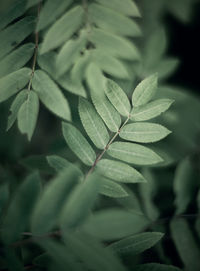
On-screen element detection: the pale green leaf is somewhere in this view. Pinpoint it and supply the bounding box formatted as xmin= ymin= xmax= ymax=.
xmin=96 ymin=159 xmax=146 ymax=183
xmin=91 ymin=49 xmax=129 ymax=79
xmin=91 ymin=91 xmax=121 ymax=132
xmin=59 ymin=75 xmax=87 ymax=97
xmin=0 ymin=16 xmax=35 ymax=59
xmin=156 ymin=58 xmax=180 ymax=79
xmin=89 ymin=4 xmax=141 ymax=37
xmin=2 ymin=172 xmax=41 ymax=244
xmin=60 ymin=172 xmax=100 ymax=229
xmin=0 ymin=68 xmax=31 ymax=103
xmin=79 ymin=97 xmax=110 ymax=149
xmin=0 ymin=0 xmax=26 ymax=30
xmin=170 ymin=218 xmax=200 ymax=271
xmin=95 ymin=0 xmax=141 ymax=17
xmin=37 ymin=0 xmax=73 ymax=31
xmin=56 ymin=35 xmax=87 ymax=77
xmin=109 ymin=232 xmax=164 ymax=255
xmin=40 ymin=5 xmax=84 ymax=54
xmin=99 ymin=178 xmax=128 ymax=198
xmin=37 ymin=51 xmax=56 ymax=77
xmin=85 ymin=62 xmax=106 ymax=96
xmin=89 ymin=28 xmax=140 ymax=60
xmin=134 ymin=263 xmax=182 ymax=271
xmin=62 ymin=122 xmax=96 ymax=166
xmin=132 ymin=74 xmax=158 ymax=107
xmin=107 ymin=142 xmax=163 ymax=165
xmin=47 ymin=155 xmax=83 ymax=178
xmin=32 ymin=70 xmax=71 ymax=121
xmin=130 ymin=99 xmax=174 ymax=122
xmin=83 ymin=208 xmax=149 ymax=240
xmin=7 ymin=89 xmax=27 ymax=131
xmin=105 ymin=79 xmax=131 ymax=117
xmin=0 ymin=43 xmax=34 ymax=78
xmin=31 ymin=167 xmax=79 ymax=235
xmin=71 ymin=50 xmax=90 ymax=83
xmin=174 ymin=158 xmax=198 ymax=215
xmin=120 ymin=123 xmax=171 ymax=143
xmin=17 ymin=90 xmax=39 ymax=141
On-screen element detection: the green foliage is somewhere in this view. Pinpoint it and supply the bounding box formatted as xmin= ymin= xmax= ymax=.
xmin=0 ymin=0 xmax=199 ymax=270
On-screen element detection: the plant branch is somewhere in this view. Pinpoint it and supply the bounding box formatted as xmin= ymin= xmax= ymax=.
xmin=27 ymin=2 xmax=42 ymax=91
xmin=85 ymin=114 xmax=131 ymax=180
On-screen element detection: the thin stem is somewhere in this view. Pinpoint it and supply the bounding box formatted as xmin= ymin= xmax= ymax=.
xmin=85 ymin=114 xmax=131 ymax=180
xmin=27 ymin=2 xmax=42 ymax=91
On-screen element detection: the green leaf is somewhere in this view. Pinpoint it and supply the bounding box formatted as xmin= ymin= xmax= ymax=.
xmin=0 ymin=183 xmax=9 ymax=216
xmin=62 ymin=122 xmax=96 ymax=166
xmin=0 ymin=0 xmax=26 ymax=30
xmin=71 ymin=50 xmax=90 ymax=83
xmin=37 ymin=0 xmax=73 ymax=31
xmin=99 ymin=178 xmax=128 ymax=198
xmin=83 ymin=208 xmax=149 ymax=240
xmin=17 ymin=90 xmax=39 ymax=141
xmin=2 ymin=172 xmax=41 ymax=244
xmin=109 ymin=232 xmax=164 ymax=255
xmin=95 ymin=0 xmax=141 ymax=17
xmin=59 ymin=75 xmax=87 ymax=97
xmin=120 ymin=123 xmax=171 ymax=143
xmin=156 ymin=58 xmax=180 ymax=79
xmin=6 ymin=89 xmax=28 ymax=131
xmin=37 ymin=51 xmax=56 ymax=77
xmin=40 ymin=5 xmax=84 ymax=54
xmin=91 ymin=91 xmax=121 ymax=132
xmin=96 ymin=159 xmax=146 ymax=183
xmin=130 ymin=99 xmax=174 ymax=122
xmin=63 ymin=232 xmax=126 ymax=271
xmin=89 ymin=28 xmax=140 ymax=60
xmin=0 ymin=43 xmax=34 ymax=78
xmin=91 ymin=49 xmax=129 ymax=79
xmin=0 ymin=16 xmax=35 ymax=59
xmin=134 ymin=263 xmax=182 ymax=271
xmin=20 ymin=155 xmax=54 ymax=173
xmin=174 ymin=158 xmax=198 ymax=215
xmin=89 ymin=4 xmax=141 ymax=37
xmin=26 ymin=0 xmax=41 ymax=9
xmin=108 ymin=142 xmax=163 ymax=165
xmin=56 ymin=35 xmax=87 ymax=77
xmin=105 ymin=79 xmax=131 ymax=117
xmin=85 ymin=62 xmax=106 ymax=96
xmin=0 ymin=68 xmax=31 ymax=103
xmin=31 ymin=167 xmax=79 ymax=235
xmin=132 ymin=74 xmax=158 ymax=107
xmin=170 ymin=218 xmax=200 ymax=271
xmin=60 ymin=172 xmax=100 ymax=230
xmin=32 ymin=70 xmax=71 ymax=121
xmin=79 ymin=97 xmax=110 ymax=149
xmin=3 ymin=247 xmax=24 ymax=271
xmin=47 ymin=155 xmax=83 ymax=178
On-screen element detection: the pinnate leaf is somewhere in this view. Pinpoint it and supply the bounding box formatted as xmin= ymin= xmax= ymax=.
xmin=62 ymin=122 xmax=96 ymax=166
xmin=97 ymin=159 xmax=146 ymax=183
xmin=132 ymin=74 xmax=158 ymax=107
xmin=130 ymin=99 xmax=174 ymax=121
xmin=120 ymin=123 xmax=171 ymax=143
xmin=79 ymin=97 xmax=110 ymax=149
xmin=107 ymin=142 xmax=163 ymax=165
xmin=32 ymin=70 xmax=71 ymax=121
xmin=99 ymin=178 xmax=128 ymax=198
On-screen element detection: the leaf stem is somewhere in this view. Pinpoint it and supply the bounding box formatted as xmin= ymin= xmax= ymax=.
xmin=85 ymin=114 xmax=131 ymax=180
xmin=27 ymin=2 xmax=42 ymax=91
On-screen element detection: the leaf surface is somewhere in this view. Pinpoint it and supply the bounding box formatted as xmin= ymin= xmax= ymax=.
xmin=99 ymin=178 xmax=128 ymax=198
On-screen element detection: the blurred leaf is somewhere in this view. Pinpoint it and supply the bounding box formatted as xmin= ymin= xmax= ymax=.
xmin=109 ymin=232 xmax=164 ymax=255
xmin=79 ymin=97 xmax=110 ymax=149
xmin=83 ymin=208 xmax=149 ymax=240
xmin=134 ymin=263 xmax=181 ymax=271
xmin=108 ymin=142 xmax=163 ymax=166
xmin=60 ymin=172 xmax=100 ymax=230
xmin=31 ymin=167 xmax=79 ymax=235
xmin=0 ymin=183 xmax=9 ymax=216
xmin=170 ymin=218 xmax=200 ymax=271
xmin=62 ymin=122 xmax=96 ymax=166
xmin=2 ymin=171 xmax=41 ymax=244
xmin=99 ymin=177 xmax=128 ymax=198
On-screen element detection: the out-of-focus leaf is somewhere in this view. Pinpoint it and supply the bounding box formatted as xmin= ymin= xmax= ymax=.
xmin=134 ymin=263 xmax=181 ymax=271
